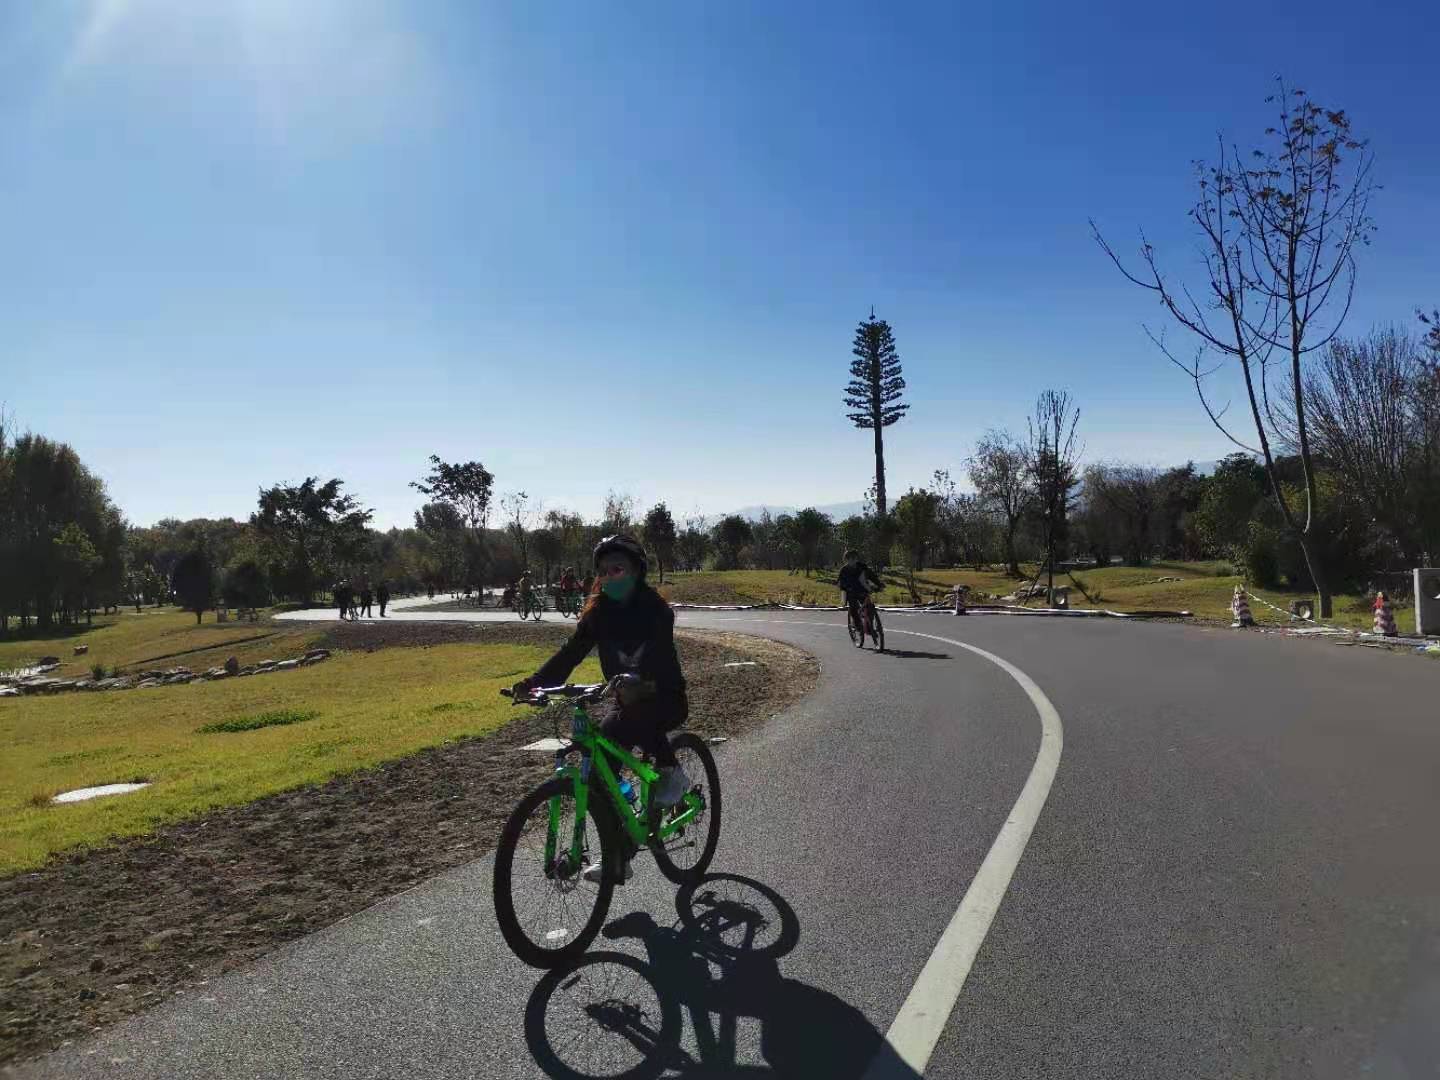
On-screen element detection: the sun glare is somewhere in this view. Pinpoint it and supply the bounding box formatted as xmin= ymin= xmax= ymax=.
xmin=62 ymin=0 xmax=437 ymax=143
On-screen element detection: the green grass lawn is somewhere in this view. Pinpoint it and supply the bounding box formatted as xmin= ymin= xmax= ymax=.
xmin=659 ymin=568 xmax=1021 ymax=607
xmin=1 ymin=638 xmax=600 ymax=873
xmin=658 ymin=564 xmax=1412 ymax=633
xmin=0 ymin=607 xmax=319 ymax=680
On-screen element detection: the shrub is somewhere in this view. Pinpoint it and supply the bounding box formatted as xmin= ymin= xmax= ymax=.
xmin=1239 ymin=523 xmax=1281 ymax=589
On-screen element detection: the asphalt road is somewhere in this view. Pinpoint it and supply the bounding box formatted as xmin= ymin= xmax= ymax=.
xmin=16 ymin=607 xmax=1440 ymax=1079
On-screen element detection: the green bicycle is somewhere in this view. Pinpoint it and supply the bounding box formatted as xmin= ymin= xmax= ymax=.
xmin=554 ymin=590 xmax=582 ymax=619
xmin=493 ymin=677 xmax=722 ymax=968
xmin=515 ymin=592 xmax=544 ymax=621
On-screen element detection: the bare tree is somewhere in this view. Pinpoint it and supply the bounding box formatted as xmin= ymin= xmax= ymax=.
xmin=968 ymin=430 xmax=1032 ymax=576
xmin=1083 ymin=463 xmax=1163 ymax=566
xmin=1028 ymin=390 xmax=1082 ymax=597
xmin=501 ymin=491 xmax=535 ymax=571
xmin=544 ymin=508 xmax=587 ymax=573
xmin=1094 ymin=80 xmax=1375 ymax=615
xmin=1306 ymin=327 xmax=1440 ymax=561
xmin=600 ymin=490 xmax=636 ymax=535
xmin=675 ymin=510 xmax=711 ymax=572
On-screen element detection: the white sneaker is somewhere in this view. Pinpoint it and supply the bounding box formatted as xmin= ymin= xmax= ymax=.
xmin=582 ymin=859 xmax=633 ymax=885
xmin=653 ymin=766 xmax=691 ymax=808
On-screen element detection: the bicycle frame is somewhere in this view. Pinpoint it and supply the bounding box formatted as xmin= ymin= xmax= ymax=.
xmin=547 ymin=699 xmax=703 ymax=866
xmin=848 ymin=597 xmax=876 ymax=632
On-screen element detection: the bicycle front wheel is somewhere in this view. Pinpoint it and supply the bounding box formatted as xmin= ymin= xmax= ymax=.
xmin=871 ymin=607 xmax=885 ymax=652
xmin=649 ymin=733 xmax=722 ymax=886
xmin=493 ymin=778 xmax=617 ymax=968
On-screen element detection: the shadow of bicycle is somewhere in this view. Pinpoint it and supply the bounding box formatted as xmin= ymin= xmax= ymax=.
xmin=524 ymin=873 xmax=921 ymax=1079
xmin=879 ymin=649 xmax=951 ymax=660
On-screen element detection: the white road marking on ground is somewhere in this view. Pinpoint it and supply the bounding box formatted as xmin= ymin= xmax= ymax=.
xmin=703 ymin=614 xmax=1064 ymax=1078
xmin=276 ymin=602 xmax=1062 ymax=1072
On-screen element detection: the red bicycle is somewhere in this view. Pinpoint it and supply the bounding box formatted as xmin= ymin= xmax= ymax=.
xmin=847 ymin=596 xmax=885 ymax=652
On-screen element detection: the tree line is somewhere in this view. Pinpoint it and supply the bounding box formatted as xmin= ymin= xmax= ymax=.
xmin=8 ymin=359 xmax=1434 ymax=635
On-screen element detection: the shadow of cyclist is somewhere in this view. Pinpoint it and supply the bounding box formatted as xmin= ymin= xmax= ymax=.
xmin=524 ymin=873 xmax=921 ymax=1079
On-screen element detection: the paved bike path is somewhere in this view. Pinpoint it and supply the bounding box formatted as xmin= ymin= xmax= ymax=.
xmin=19 ymin=611 xmax=1041 ymax=1078
xmin=18 ymin=609 xmax=1440 ymax=1078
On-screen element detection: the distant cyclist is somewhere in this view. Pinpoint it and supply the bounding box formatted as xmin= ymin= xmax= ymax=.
xmin=837 ymin=549 xmax=883 ymax=630
xmin=557 ymin=565 xmax=581 ymax=600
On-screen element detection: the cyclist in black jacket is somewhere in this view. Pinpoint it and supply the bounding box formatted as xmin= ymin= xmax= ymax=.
xmin=513 ymin=535 xmax=691 ymax=806
xmin=837 ymin=549 xmax=883 ymax=628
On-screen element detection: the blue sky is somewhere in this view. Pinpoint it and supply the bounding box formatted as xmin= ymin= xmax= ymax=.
xmin=3 ymin=0 xmax=1437 ymax=529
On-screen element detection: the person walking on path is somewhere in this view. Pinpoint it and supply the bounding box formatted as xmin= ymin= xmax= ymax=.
xmin=336 ymin=580 xmax=351 ymax=621
xmin=359 ymin=583 xmax=374 ymax=619
xmin=376 ymin=581 xmax=390 ymax=617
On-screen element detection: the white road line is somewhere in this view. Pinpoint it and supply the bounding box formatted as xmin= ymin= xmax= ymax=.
xmin=280 ymin=602 xmax=1062 ymax=1074
xmin=701 ymin=614 xmax=1064 ymax=1078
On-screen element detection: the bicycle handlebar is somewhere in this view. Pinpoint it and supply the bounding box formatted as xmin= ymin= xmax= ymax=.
xmin=501 ymin=674 xmax=635 ymax=707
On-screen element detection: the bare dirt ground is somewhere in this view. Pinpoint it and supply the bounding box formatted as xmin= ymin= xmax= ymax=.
xmin=0 ymin=623 xmax=818 ymax=1067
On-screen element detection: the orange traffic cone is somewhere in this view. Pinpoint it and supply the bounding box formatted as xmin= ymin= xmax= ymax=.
xmin=1373 ymin=592 xmax=1398 ymax=636
xmin=1231 ymin=586 xmax=1255 ymax=628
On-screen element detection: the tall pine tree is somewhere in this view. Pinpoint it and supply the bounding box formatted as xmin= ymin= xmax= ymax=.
xmin=843 ymin=311 xmax=909 ymax=518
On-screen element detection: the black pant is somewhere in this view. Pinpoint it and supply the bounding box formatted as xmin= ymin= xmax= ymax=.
xmin=601 ymin=694 xmax=686 ymax=768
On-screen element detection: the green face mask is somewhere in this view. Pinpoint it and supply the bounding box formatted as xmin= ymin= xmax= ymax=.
xmin=602 ymin=574 xmax=637 ymax=601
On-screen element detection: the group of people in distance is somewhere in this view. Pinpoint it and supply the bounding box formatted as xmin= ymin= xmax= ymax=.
xmin=499 ymin=566 xmax=592 ymax=611
xmin=334 ymin=579 xmax=390 ymax=620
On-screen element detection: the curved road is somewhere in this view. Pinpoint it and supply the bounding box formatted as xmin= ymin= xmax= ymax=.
xmin=18 ymin=605 xmax=1440 ymax=1079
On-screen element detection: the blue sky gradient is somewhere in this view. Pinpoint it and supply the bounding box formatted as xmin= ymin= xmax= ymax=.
xmin=3 ymin=0 xmax=1437 ymax=527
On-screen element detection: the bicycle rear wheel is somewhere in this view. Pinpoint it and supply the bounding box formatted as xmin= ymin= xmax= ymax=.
xmin=649 ymin=733 xmax=722 ymax=886
xmin=494 ymin=778 xmax=617 ymax=968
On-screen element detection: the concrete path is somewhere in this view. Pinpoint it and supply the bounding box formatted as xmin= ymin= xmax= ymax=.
xmin=19 ymin=607 xmax=1440 ymax=1078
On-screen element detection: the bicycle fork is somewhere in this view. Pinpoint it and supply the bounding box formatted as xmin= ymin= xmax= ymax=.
xmin=544 ymin=752 xmax=592 ymax=878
